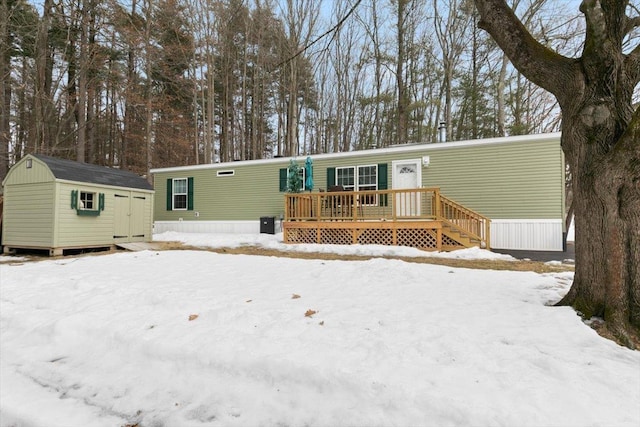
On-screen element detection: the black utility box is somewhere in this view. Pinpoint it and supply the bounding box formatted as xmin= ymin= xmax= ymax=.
xmin=260 ymin=216 xmax=276 ymax=234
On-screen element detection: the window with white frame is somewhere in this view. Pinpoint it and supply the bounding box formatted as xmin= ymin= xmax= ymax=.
xmin=335 ymin=165 xmax=378 ymax=205
xmin=336 ymin=167 xmax=355 ymax=191
xmin=79 ymin=191 xmax=96 ymax=210
xmin=287 ymin=166 xmax=306 ymax=191
xmin=172 ymin=178 xmax=188 ymax=210
xmin=358 ymin=164 xmax=378 ymax=205
xmin=298 ymin=167 xmax=306 ymax=191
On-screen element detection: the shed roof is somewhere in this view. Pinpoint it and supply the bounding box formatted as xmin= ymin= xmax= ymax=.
xmin=33 ymin=154 xmax=153 ymax=190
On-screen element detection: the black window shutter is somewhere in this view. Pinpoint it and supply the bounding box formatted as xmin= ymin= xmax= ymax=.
xmin=378 ymin=163 xmax=388 ymax=206
xmin=326 ymin=167 xmax=335 ymax=188
xmin=279 ymin=168 xmax=287 ymax=192
xmin=166 ymin=178 xmax=173 ymax=210
xmin=187 ymin=177 xmax=194 ymax=210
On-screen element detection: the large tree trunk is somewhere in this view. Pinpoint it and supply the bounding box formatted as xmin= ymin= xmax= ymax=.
xmin=473 ymin=0 xmax=640 ymax=347
xmin=559 ymin=110 xmax=640 ymax=347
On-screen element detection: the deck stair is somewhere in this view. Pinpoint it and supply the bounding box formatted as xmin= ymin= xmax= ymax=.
xmin=440 ymin=222 xmax=483 ymax=250
xmin=438 ymin=195 xmax=489 ymax=250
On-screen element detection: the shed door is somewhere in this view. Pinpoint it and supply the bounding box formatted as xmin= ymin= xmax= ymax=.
xmin=392 ymin=159 xmax=422 ymax=216
xmin=113 ymin=194 xmax=130 ymax=241
xmin=131 ymin=196 xmax=146 ymax=241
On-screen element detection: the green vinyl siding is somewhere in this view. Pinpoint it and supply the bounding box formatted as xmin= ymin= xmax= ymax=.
xmin=54 ymin=183 xmax=154 ymax=247
xmin=152 ymin=134 xmax=564 ymax=222
xmin=421 ymin=139 xmax=564 ymax=219
xmin=154 ymin=162 xmax=297 ymax=221
xmin=1 ymin=156 xmax=55 ymax=186
xmin=1 ymin=182 xmax=56 ymax=247
xmin=55 ymin=182 xmax=114 ymax=246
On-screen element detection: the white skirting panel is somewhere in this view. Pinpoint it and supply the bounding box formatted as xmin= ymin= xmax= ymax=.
xmin=154 ymin=220 xmax=269 ymax=234
xmin=490 ymin=219 xmax=564 ymax=251
xmin=155 ymin=219 xmax=562 ymax=251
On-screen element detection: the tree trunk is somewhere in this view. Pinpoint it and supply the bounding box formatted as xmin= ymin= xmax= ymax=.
xmin=396 ymin=0 xmax=407 ymax=145
xmin=0 ymin=0 xmax=10 ymax=179
xmin=34 ymin=0 xmax=53 ymax=154
xmin=559 ymin=111 xmax=640 ymax=347
xmin=473 ymin=0 xmax=640 ymax=347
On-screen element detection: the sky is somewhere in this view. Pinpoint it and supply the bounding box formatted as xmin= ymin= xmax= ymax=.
xmin=1 ymin=231 xmax=638 ymax=427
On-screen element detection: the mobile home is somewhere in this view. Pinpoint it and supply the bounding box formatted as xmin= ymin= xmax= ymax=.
xmin=151 ymin=133 xmax=565 ymax=251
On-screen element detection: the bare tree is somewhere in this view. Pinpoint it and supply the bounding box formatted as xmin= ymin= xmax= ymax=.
xmin=433 ymin=0 xmax=472 ymax=141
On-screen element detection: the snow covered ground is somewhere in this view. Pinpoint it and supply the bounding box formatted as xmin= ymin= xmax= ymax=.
xmin=1 ymin=233 xmax=638 ymax=427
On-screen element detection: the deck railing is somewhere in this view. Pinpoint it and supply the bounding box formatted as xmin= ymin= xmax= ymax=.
xmin=284 ymin=187 xmax=490 ymax=248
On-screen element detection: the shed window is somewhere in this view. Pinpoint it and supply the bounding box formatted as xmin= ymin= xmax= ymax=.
xmin=71 ymin=190 xmax=104 ymax=216
xmin=79 ymin=191 xmax=95 ymax=210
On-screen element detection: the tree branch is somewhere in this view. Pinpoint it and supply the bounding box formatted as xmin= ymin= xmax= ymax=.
xmin=273 ymin=0 xmax=363 ymax=70
xmin=472 ymin=0 xmax=578 ymax=101
xmin=625 ymin=43 xmax=640 ymax=86
xmin=623 ymin=15 xmax=640 ymax=36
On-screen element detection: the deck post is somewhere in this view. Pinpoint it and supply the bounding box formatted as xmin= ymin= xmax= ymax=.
xmin=436 ymin=227 xmax=442 ymax=251
xmin=434 ymin=188 xmax=441 ymax=218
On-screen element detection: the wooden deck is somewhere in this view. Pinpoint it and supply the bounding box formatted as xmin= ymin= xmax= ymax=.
xmin=283 ymin=188 xmax=490 ymax=251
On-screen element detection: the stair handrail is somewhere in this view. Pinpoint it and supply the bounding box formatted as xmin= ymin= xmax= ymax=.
xmin=437 ymin=194 xmax=491 ymax=249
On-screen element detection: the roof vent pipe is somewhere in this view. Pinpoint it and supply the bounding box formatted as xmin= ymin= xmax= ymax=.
xmin=438 ymin=122 xmax=447 ymax=143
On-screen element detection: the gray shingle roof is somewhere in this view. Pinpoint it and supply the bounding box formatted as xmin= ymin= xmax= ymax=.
xmin=33 ymin=155 xmax=153 ymax=191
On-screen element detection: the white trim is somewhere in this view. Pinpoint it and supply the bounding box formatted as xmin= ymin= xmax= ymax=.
xmin=392 ymin=159 xmax=422 ymax=216
xmin=79 ymin=190 xmax=97 ymax=210
xmin=172 ymin=177 xmax=188 ymax=211
xmin=391 ymin=159 xmax=422 ymax=189
xmin=490 ymin=219 xmax=563 ymax=251
xmin=151 ymin=132 xmax=562 ymax=174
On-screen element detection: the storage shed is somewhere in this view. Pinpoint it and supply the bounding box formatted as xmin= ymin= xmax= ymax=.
xmin=2 ymin=154 xmax=154 ymax=255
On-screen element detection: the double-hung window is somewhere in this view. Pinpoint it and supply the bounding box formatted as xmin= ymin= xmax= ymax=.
xmin=166 ymin=177 xmax=193 ymax=211
xmin=336 ymin=167 xmax=355 ymax=191
xmin=335 ymin=165 xmax=378 ymax=205
xmin=278 ymin=166 xmax=306 ymax=192
xmin=172 ymin=178 xmax=188 ymax=210
xmin=357 ymin=165 xmax=378 ymax=205
xmin=296 ymin=167 xmax=306 ymax=192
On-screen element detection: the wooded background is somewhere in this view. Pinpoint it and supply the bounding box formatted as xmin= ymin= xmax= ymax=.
xmin=0 ymin=0 xmax=592 ymax=180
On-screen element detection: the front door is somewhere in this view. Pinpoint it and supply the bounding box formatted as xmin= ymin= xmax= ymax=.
xmin=392 ymin=159 xmax=422 ymax=216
